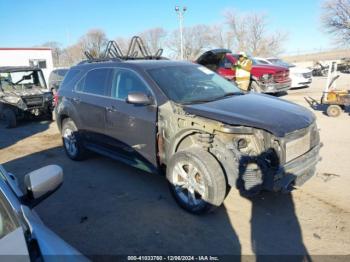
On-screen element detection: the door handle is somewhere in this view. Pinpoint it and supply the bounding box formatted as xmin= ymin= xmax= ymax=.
xmin=106 ymin=106 xmax=117 ymax=112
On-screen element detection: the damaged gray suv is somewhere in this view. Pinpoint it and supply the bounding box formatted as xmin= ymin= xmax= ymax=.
xmin=55 ymin=58 xmax=321 ymax=214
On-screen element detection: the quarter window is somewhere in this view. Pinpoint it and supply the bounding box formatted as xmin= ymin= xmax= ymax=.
xmin=111 ymin=69 xmax=150 ymax=100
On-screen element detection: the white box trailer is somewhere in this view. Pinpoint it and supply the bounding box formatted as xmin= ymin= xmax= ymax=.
xmin=0 ymin=48 xmax=53 ymax=86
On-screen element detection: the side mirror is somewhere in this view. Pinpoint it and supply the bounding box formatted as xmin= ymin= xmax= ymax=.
xmin=224 ymin=62 xmax=233 ymax=69
xmin=23 ymin=165 xmax=63 ymax=208
xmin=126 ymin=92 xmax=152 ymax=105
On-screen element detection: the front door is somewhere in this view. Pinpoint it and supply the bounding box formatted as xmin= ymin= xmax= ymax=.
xmin=104 ymin=68 xmax=158 ymax=171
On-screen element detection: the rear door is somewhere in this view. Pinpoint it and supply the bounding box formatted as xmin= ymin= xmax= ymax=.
xmin=104 ymin=68 xmax=158 ymax=170
xmin=74 ymin=68 xmax=114 ymax=143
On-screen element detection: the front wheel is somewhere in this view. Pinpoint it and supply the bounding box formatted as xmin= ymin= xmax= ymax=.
xmin=166 ymin=147 xmax=227 ymax=214
xmin=326 ymin=105 xmax=342 ymax=117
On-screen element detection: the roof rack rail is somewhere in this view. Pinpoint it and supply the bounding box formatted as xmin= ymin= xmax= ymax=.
xmin=82 ymin=35 xmax=167 ymax=63
xmin=77 ymin=57 xmax=122 ymax=65
xmin=104 ymin=40 xmax=124 ymax=59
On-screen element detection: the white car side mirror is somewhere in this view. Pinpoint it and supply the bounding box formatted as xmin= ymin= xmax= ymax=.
xmin=24 ymin=165 xmax=63 ymax=207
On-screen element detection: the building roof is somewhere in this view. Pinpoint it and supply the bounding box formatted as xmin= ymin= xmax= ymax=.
xmin=0 ymin=47 xmax=52 ymax=51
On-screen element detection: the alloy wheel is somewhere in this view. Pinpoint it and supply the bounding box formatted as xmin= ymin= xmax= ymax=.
xmin=172 ymin=161 xmax=206 ymax=207
xmin=63 ymin=128 xmax=78 ymax=157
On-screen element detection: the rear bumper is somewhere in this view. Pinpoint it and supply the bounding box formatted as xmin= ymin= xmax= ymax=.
xmin=260 ymin=80 xmax=292 ymax=93
xmin=271 ymin=144 xmax=321 ymax=192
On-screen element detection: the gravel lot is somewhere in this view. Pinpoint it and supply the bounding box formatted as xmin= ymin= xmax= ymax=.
xmin=0 ymin=74 xmax=349 ymax=258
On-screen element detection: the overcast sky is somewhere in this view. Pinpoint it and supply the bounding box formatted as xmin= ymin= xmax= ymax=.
xmin=0 ymin=0 xmax=332 ymax=55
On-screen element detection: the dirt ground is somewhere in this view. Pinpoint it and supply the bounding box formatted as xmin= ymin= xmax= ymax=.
xmin=0 ymin=74 xmax=349 ymax=259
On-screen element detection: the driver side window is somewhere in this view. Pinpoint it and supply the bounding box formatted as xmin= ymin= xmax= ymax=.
xmin=111 ymin=69 xmax=150 ymax=100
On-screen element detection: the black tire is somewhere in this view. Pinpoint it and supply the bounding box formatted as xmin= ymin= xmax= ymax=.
xmin=2 ymin=108 xmax=17 ymax=128
xmin=326 ymin=105 xmax=342 ymax=117
xmin=250 ymin=81 xmax=262 ymax=93
xmin=166 ymin=147 xmax=227 ymax=214
xmin=61 ymin=118 xmax=86 ymax=160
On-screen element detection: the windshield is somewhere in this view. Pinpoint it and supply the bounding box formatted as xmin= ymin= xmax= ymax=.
xmin=267 ymin=59 xmax=294 ymax=68
xmin=0 ymin=70 xmax=46 ymax=92
xmin=254 ymin=59 xmax=270 ymax=65
xmin=148 ymin=65 xmax=242 ymax=104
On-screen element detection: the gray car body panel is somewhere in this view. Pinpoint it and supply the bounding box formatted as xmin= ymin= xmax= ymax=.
xmin=21 ymin=206 xmax=87 ymax=259
xmin=0 ymin=165 xmax=87 ymax=259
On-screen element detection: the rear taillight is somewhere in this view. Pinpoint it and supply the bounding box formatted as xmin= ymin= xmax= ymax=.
xmin=53 ymin=93 xmax=59 ymax=107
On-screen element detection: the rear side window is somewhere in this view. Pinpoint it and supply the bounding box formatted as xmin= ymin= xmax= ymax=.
xmin=60 ymin=69 xmax=81 ymax=90
xmin=81 ymin=68 xmax=113 ymax=96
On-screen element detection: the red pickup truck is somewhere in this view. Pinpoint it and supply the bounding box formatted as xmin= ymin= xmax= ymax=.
xmin=197 ymin=49 xmax=291 ymax=93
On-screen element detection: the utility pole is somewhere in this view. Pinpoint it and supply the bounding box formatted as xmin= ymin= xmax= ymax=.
xmin=175 ymin=6 xmax=187 ymax=60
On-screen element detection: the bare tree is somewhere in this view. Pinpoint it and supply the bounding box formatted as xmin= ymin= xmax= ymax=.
xmin=167 ymin=24 xmax=212 ymax=60
xmin=114 ymin=36 xmax=131 ymax=55
xmin=41 ymin=41 xmax=62 ymax=67
xmin=225 ymin=10 xmax=287 ymax=56
xmin=207 ymin=24 xmax=233 ymax=49
xmin=60 ymin=43 xmax=84 ymax=66
xmin=322 ymin=0 xmax=350 ymax=44
xmin=140 ymin=27 xmax=167 ymax=54
xmin=79 ymin=29 xmax=108 ymax=58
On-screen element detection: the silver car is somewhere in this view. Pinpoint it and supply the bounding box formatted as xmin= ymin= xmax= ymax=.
xmin=0 ymin=164 xmax=87 ymax=261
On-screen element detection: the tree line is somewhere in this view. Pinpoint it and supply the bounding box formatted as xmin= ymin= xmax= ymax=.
xmin=43 ymin=10 xmax=288 ymax=67
xmin=43 ymin=0 xmax=350 ymax=68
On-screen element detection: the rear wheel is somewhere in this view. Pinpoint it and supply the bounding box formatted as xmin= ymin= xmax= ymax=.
xmin=326 ymin=105 xmax=342 ymax=117
xmin=62 ymin=118 xmax=86 ymax=160
xmin=2 ymin=108 xmax=17 ymax=128
xmin=166 ymin=147 xmax=227 ymax=214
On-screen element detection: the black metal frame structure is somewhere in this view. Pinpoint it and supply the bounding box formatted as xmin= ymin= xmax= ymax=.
xmin=81 ymin=36 xmax=166 ymax=64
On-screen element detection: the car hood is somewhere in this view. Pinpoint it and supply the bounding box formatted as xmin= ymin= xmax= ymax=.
xmin=252 ymin=64 xmax=288 ymax=74
xmin=0 ymin=87 xmax=48 ymax=97
xmin=183 ymin=94 xmax=315 ymax=137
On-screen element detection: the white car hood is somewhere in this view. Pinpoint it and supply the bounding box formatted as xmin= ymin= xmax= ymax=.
xmin=290 ymin=67 xmax=312 ymax=74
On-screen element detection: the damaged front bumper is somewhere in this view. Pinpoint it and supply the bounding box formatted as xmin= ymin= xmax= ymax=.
xmin=270 ymin=144 xmax=322 ymax=192
xmin=260 ymin=80 xmax=292 ymax=93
